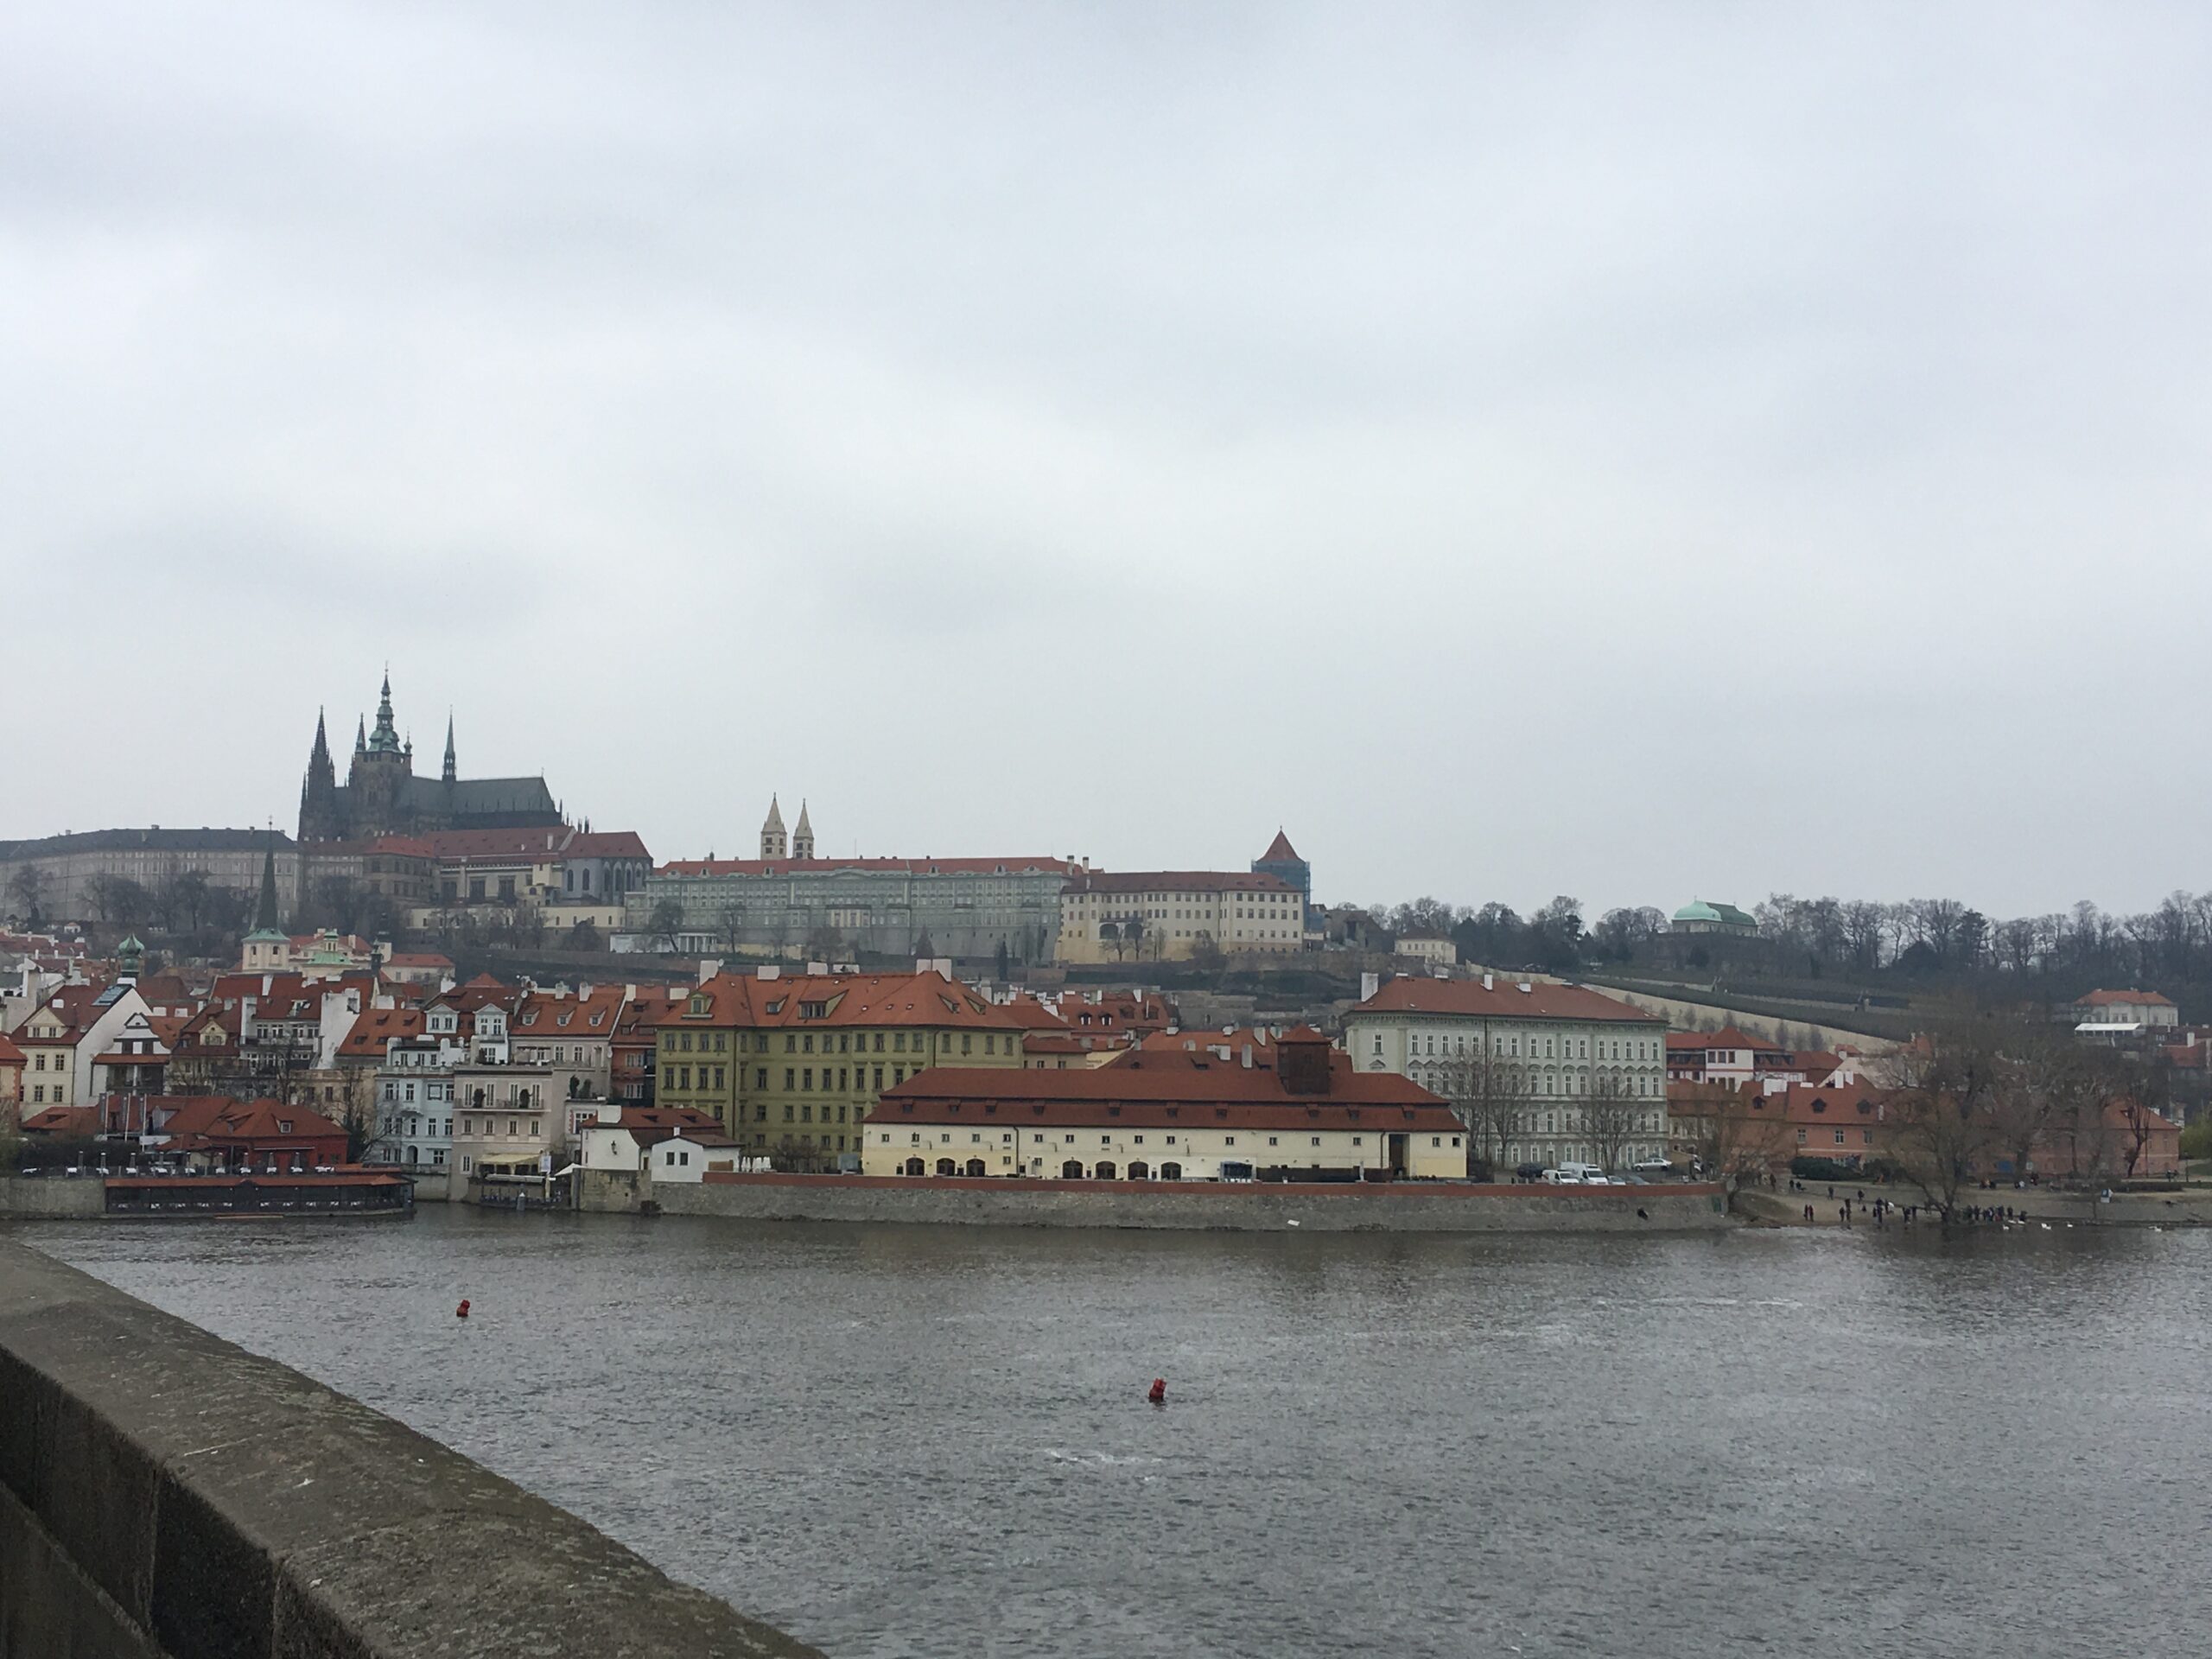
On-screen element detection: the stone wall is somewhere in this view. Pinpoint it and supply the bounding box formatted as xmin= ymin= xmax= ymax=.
xmin=577 ymin=1169 xmax=1733 ymax=1233
xmin=0 ymin=1238 xmax=820 ymax=1658
xmin=0 ymin=1176 xmax=105 ymax=1218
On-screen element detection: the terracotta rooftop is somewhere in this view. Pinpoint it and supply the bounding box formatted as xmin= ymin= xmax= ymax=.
xmin=1353 ymin=978 xmax=1659 ymax=1025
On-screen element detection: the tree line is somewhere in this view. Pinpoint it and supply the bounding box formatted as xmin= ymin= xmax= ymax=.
xmin=1367 ymin=889 xmax=2212 ymax=996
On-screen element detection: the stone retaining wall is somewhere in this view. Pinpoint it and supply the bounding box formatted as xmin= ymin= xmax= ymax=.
xmin=0 ymin=1176 xmax=105 ymax=1218
xmin=579 ymin=1170 xmax=1733 ymax=1233
xmin=0 ymin=1238 xmax=821 ymax=1658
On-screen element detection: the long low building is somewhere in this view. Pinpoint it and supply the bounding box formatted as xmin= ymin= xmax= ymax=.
xmin=861 ymin=1027 xmax=1466 ymax=1181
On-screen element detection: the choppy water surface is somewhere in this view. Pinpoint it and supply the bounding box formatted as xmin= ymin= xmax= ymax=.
xmin=25 ymin=1210 xmax=2212 ymax=1659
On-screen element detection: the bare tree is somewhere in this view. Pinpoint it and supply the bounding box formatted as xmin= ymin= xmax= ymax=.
xmin=647 ymin=898 xmax=685 ymax=954
xmin=1581 ymin=1071 xmax=1644 ymax=1173
xmin=6 ymin=862 xmax=48 ymax=924
xmin=1886 ymin=1025 xmax=2005 ymax=1229
xmin=1427 ymin=1039 xmax=1528 ymax=1175
xmin=1674 ymin=1083 xmax=1789 ymax=1189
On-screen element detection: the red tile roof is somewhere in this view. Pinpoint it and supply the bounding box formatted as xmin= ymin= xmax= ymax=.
xmin=381 ymin=952 xmax=454 ymax=969
xmin=658 ymin=855 xmax=1075 ymax=878
xmin=1665 ymin=1026 xmax=1783 ymax=1054
xmin=514 ymin=985 xmax=626 ymax=1034
xmin=886 ymin=1050 xmax=1441 ymax=1109
xmin=0 ymin=1033 xmax=22 ymax=1065
xmin=20 ymin=1104 xmax=100 ymax=1136
xmin=590 ymin=1105 xmax=739 ymax=1149
xmin=658 ymin=972 xmax=1024 ymax=1032
xmin=156 ymin=1096 xmax=347 ymax=1145
xmin=337 ymin=1007 xmax=428 ymax=1058
xmin=1258 ymin=830 xmax=1301 ymax=862
xmin=1354 ymin=978 xmax=1659 ymax=1025
xmin=1062 ymin=870 xmax=1296 ymax=896
xmin=995 ymin=994 xmax=1071 ymax=1033
xmin=2077 ymin=988 xmax=2177 ymax=1008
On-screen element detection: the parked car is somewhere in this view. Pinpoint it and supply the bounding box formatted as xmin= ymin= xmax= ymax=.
xmin=1515 ymin=1162 xmax=1548 ymax=1182
xmin=1556 ymin=1162 xmax=1606 ymax=1185
xmin=1631 ymin=1159 xmax=1673 ymax=1174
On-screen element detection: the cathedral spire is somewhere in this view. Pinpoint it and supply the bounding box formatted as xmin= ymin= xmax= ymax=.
xmin=354 ymin=715 xmax=368 ymax=755
xmin=442 ymin=712 xmax=456 ymax=784
xmin=254 ymin=835 xmax=282 ymax=932
xmin=760 ymin=795 xmax=787 ymax=860
xmin=368 ymin=670 xmax=401 ymax=754
xmin=792 ymin=799 xmax=815 ymax=860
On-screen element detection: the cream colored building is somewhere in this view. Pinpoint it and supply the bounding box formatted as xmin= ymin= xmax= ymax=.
xmin=1344 ymin=974 xmax=1669 ymax=1173
xmin=449 ymin=1064 xmax=557 ymax=1176
xmin=863 ymin=1028 xmax=1465 ymax=1180
xmin=1058 ymin=869 xmax=1304 ymax=963
xmin=1393 ymin=934 xmax=1457 ymax=967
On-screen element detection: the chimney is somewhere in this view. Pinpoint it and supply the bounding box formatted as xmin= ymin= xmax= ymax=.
xmin=1278 ymin=1027 xmax=1331 ymax=1096
xmin=1483 ymin=972 xmax=1494 ymax=991
xmin=1359 ymin=970 xmax=1380 ymax=1002
xmin=697 ymin=958 xmax=721 ymax=983
xmin=757 ymin=965 xmax=780 ymax=981
xmin=1241 ymin=1044 xmax=1254 ymax=1069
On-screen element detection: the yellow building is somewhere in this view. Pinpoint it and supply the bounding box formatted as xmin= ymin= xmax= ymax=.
xmin=649 ymin=967 xmax=1028 ymax=1165
xmin=1058 ymin=868 xmax=1305 ymax=963
xmin=863 ymin=1027 xmax=1465 ymax=1180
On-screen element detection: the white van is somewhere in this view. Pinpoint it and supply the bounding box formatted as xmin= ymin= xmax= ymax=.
xmin=1555 ymin=1162 xmax=1607 ymax=1185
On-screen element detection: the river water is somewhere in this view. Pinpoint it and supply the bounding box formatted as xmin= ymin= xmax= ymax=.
xmin=22 ymin=1209 xmax=2212 ymax=1659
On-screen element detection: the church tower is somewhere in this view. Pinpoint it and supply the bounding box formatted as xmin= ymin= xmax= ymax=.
xmin=791 ymin=800 xmax=815 ymax=861
xmin=442 ymin=714 xmax=457 ymax=785
xmin=348 ymin=671 xmax=415 ymax=837
xmin=760 ymin=796 xmax=788 ymax=860
xmin=298 ymin=709 xmax=340 ymax=842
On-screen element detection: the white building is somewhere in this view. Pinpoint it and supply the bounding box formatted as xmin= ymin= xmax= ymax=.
xmin=579 ymin=1103 xmax=744 ymax=1183
xmin=2070 ymin=989 xmax=2179 ymax=1029
xmin=365 ymin=1034 xmax=464 ymax=1168
xmin=1393 ymin=934 xmax=1456 ymax=968
xmin=1343 ymin=973 xmax=1669 ymax=1173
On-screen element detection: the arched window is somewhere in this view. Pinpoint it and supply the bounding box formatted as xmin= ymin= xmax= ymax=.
xmin=1160 ymin=1162 xmax=1182 ymax=1180
xmin=935 ymin=1157 xmax=957 ymax=1176
xmin=1061 ymin=1160 xmax=1084 ymax=1179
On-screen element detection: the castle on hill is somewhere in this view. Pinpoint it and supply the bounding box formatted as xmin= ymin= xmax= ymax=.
xmin=296 ymin=673 xmax=563 ymax=843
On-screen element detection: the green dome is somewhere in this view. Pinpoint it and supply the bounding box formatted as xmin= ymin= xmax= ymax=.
xmin=1672 ymin=900 xmax=1722 ymax=924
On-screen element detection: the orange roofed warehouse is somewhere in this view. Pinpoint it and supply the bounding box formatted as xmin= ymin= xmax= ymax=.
xmin=862 ymin=1027 xmax=1466 ymax=1182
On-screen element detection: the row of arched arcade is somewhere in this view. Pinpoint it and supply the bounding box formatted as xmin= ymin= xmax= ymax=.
xmin=897 ymin=1158 xmax=1188 ymax=1181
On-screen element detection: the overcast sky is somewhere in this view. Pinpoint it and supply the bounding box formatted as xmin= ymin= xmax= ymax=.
xmin=4 ymin=3 xmax=2207 ymax=919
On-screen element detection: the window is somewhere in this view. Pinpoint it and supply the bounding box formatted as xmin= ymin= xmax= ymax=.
xmin=783 ymin=1068 xmax=794 ymax=1090
xmin=756 ymin=1068 xmax=767 ymax=1089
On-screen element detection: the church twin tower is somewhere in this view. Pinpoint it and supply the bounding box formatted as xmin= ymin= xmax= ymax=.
xmin=758 ymin=796 xmax=814 ymax=861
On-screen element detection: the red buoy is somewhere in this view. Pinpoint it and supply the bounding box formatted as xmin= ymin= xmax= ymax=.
xmin=1147 ymin=1377 xmax=1166 ymax=1404
xmin=455 ymin=1300 xmax=471 ymax=1319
